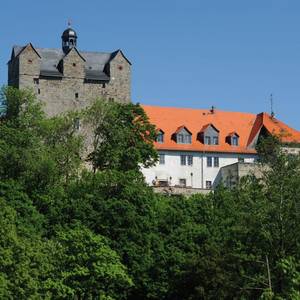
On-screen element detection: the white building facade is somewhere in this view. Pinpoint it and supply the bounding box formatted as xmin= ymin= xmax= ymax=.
xmin=142 ymin=151 xmax=256 ymax=189
xmin=141 ymin=105 xmax=300 ymax=190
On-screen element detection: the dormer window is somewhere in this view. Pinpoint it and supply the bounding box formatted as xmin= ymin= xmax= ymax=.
xmin=226 ymin=132 xmax=239 ymax=146
xmin=205 ymin=136 xmax=211 ymax=145
xmin=198 ymin=124 xmax=219 ymax=145
xmin=175 ymin=126 xmax=192 ymax=144
xmin=232 ymin=136 xmax=238 ymax=146
xmin=156 ymin=130 xmax=164 ymax=143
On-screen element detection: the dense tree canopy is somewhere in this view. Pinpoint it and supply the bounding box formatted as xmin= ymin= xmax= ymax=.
xmin=0 ymin=87 xmax=300 ymax=299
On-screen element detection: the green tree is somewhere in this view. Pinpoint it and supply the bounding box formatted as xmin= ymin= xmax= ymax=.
xmin=84 ymin=100 xmax=158 ymax=172
xmin=45 ymin=225 xmax=133 ymax=300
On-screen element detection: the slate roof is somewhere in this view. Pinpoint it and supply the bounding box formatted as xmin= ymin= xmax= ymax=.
xmin=142 ymin=105 xmax=300 ymax=154
xmin=10 ymin=45 xmax=129 ymax=81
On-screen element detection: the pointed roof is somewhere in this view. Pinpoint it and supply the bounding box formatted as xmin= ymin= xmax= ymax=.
xmin=200 ymin=123 xmax=219 ymax=133
xmin=175 ymin=125 xmax=192 ymax=135
xmin=9 ymin=44 xmax=130 ymax=81
xmin=11 ymin=43 xmax=41 ymax=60
xmin=247 ymin=112 xmax=300 ymax=146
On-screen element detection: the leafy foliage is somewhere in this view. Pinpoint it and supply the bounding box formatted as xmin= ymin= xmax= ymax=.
xmin=0 ymin=87 xmax=300 ymax=299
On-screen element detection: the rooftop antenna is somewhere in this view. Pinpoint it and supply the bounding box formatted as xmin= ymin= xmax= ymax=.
xmin=270 ymin=94 xmax=275 ymax=118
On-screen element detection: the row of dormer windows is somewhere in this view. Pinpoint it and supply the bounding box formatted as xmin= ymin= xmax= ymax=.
xmin=156 ymin=129 xmax=240 ymax=146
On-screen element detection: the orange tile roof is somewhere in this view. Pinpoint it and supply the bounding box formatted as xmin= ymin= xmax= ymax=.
xmin=142 ymin=105 xmax=300 ymax=154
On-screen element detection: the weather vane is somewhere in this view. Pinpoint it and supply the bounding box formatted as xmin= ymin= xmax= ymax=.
xmin=270 ymin=93 xmax=275 ymax=118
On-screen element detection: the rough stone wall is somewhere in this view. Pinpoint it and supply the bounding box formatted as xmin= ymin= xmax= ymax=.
xmin=18 ymin=45 xmax=41 ymax=77
xmin=8 ymin=57 xmax=20 ymax=87
xmin=9 ymin=49 xmax=131 ymax=117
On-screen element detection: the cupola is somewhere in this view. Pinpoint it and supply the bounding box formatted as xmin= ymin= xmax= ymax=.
xmin=61 ymin=26 xmax=78 ymax=54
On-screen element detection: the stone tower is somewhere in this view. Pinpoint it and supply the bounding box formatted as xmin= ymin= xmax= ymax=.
xmin=8 ymin=27 xmax=131 ymax=116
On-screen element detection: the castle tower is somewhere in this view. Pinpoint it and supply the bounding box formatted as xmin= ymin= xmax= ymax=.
xmin=8 ymin=27 xmax=131 ymax=116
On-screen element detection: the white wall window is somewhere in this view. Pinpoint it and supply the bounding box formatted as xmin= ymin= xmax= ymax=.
xmin=187 ymin=155 xmax=193 ymax=166
xmin=206 ymin=181 xmax=212 ymax=189
xmin=159 ymin=154 xmax=165 ymax=165
xmin=207 ymin=157 xmax=212 ymax=167
xmin=179 ymin=178 xmax=186 ymax=187
xmin=180 ymin=155 xmax=186 ymax=165
xmin=214 ymin=157 xmax=219 ymax=167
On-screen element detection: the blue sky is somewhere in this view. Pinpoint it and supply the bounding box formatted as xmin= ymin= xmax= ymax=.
xmin=1 ymin=0 xmax=300 ymax=129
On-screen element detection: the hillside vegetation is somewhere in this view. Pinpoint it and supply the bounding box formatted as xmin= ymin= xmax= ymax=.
xmin=0 ymin=87 xmax=300 ymax=299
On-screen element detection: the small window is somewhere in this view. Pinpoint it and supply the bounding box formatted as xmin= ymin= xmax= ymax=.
xmin=156 ymin=132 xmax=164 ymax=143
xmin=158 ymin=180 xmax=168 ymax=187
xmin=205 ymin=136 xmax=211 ymax=145
xmin=73 ymin=63 xmax=76 ymax=67
xmin=207 ymin=157 xmax=212 ymax=167
xmin=75 ymin=93 xmax=79 ymax=99
xmin=33 ymin=78 xmax=39 ymax=85
xmin=206 ymin=181 xmax=212 ymax=189
xmin=179 ymin=178 xmax=186 ymax=187
xmin=180 ymin=155 xmax=186 ymax=166
xmin=214 ymin=157 xmax=219 ymax=167
xmin=232 ymin=136 xmax=239 ymax=146
xmin=38 ymin=88 xmax=41 ymax=94
xmin=187 ymin=155 xmax=193 ymax=166
xmin=28 ymin=59 xmax=33 ymax=64
xmin=109 ymin=97 xmax=114 ymax=102
xmin=213 ymin=136 xmax=219 ymax=145
xmin=177 ymin=130 xmax=192 ymax=144
xmin=178 ymin=134 xmax=184 ymax=143
xmin=74 ymin=118 xmax=80 ymax=130
xmin=102 ymin=83 xmax=106 ymax=88
xmin=238 ymin=157 xmax=244 ymax=163
xmin=159 ymin=154 xmax=165 ymax=165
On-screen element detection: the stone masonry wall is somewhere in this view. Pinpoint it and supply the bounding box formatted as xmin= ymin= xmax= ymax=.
xmin=12 ymin=47 xmax=131 ymax=117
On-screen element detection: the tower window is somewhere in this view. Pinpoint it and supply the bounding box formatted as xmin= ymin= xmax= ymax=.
xmin=28 ymin=59 xmax=33 ymax=64
xmin=74 ymin=118 xmax=80 ymax=130
xmin=38 ymin=88 xmax=41 ymax=94
xmin=102 ymin=83 xmax=106 ymax=88
xmin=33 ymin=78 xmax=39 ymax=85
xmin=73 ymin=63 xmax=76 ymax=67
xmin=75 ymin=93 xmax=79 ymax=99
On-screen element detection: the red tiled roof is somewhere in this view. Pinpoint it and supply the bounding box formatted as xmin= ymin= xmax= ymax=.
xmin=142 ymin=105 xmax=300 ymax=154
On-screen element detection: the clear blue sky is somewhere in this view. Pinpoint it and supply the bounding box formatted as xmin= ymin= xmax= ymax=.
xmin=1 ymin=0 xmax=300 ymax=129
